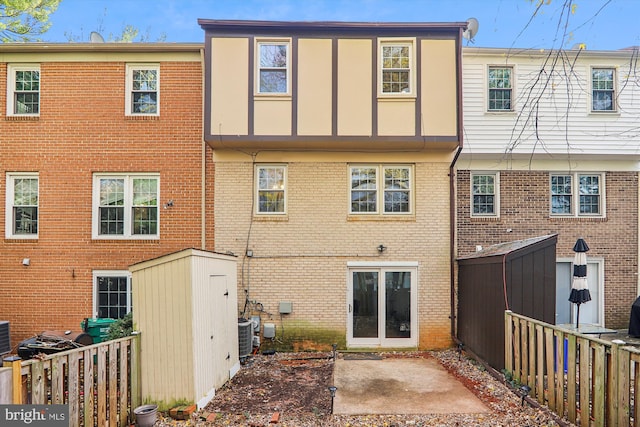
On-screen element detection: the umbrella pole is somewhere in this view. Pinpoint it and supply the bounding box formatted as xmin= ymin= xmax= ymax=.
xmin=576 ymin=304 xmax=580 ymax=328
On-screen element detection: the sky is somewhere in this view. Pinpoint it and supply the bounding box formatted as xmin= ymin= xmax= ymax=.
xmin=43 ymin=0 xmax=637 ymax=51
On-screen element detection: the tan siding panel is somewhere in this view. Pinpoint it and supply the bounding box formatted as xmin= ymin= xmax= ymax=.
xmin=254 ymin=99 xmax=292 ymax=135
xmin=297 ymin=38 xmax=332 ymax=135
xmin=421 ymin=39 xmax=457 ymax=136
xmin=211 ymin=38 xmax=248 ymax=135
xmin=378 ymin=99 xmax=416 ymax=136
xmin=337 ymin=39 xmax=372 ymax=135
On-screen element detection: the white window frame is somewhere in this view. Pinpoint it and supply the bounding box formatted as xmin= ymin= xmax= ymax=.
xmin=470 ymin=172 xmax=500 ymax=218
xmin=256 ymin=39 xmax=291 ymax=95
xmin=349 ymin=164 xmax=414 ymax=216
xmin=125 ymin=64 xmax=160 ymax=116
xmin=7 ymin=64 xmax=40 ymax=117
xmin=255 ymin=164 xmax=287 ymax=215
xmin=550 ymin=172 xmax=606 ymax=217
xmin=487 ymin=65 xmax=514 ymax=112
xmin=5 ymin=173 xmax=39 ymax=239
xmin=92 ymin=173 xmax=160 ymax=239
xmin=378 ymin=38 xmax=416 ymax=97
xmin=92 ymin=270 xmax=132 ymax=319
xmin=590 ymin=66 xmax=617 ymax=113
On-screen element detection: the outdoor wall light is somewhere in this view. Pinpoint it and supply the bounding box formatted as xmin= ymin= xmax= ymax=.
xmin=163 ymin=200 xmax=174 ymax=209
xmin=519 ymin=385 xmax=531 ymax=406
xmin=377 ymin=244 xmax=387 ymax=253
xmin=22 ymin=258 xmax=30 ymax=266
xmin=328 ymin=386 xmax=338 ymax=413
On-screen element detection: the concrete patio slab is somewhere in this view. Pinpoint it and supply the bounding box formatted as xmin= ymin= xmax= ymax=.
xmin=333 ymin=357 xmax=489 ymax=415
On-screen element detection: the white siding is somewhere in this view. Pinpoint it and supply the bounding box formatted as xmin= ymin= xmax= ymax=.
xmin=463 ymin=48 xmax=640 ymax=158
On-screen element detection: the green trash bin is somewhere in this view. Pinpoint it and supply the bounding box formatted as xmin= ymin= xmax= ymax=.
xmin=81 ymin=318 xmax=116 ymax=343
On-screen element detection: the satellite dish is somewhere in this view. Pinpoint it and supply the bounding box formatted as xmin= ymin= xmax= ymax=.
xmin=463 ymin=17 xmax=479 ymax=42
xmin=90 ymin=32 xmax=105 ymax=43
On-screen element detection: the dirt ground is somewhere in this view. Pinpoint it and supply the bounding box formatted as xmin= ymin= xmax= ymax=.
xmin=156 ymin=349 xmax=573 ymax=427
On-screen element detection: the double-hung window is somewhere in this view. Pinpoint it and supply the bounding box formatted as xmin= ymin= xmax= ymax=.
xmin=93 ymin=174 xmax=159 ymax=239
xmin=488 ymin=66 xmax=512 ymax=111
xmin=257 ymin=41 xmax=289 ymax=94
xmin=93 ymin=271 xmax=132 ymax=319
xmin=591 ymin=67 xmax=615 ymax=112
xmin=350 ymin=165 xmax=413 ymax=215
xmin=7 ymin=64 xmax=40 ymax=116
xmin=125 ymin=64 xmax=159 ymax=115
xmin=380 ymin=41 xmax=413 ymax=95
xmin=471 ymin=172 xmax=499 ymax=217
xmin=256 ymin=165 xmax=287 ymax=214
xmin=5 ymin=173 xmax=38 ymax=238
xmin=550 ymin=173 xmax=604 ymax=216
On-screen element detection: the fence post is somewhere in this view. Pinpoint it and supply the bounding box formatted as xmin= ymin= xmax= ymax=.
xmin=130 ymin=333 xmax=142 ymax=410
xmin=504 ymin=311 xmax=513 ymax=373
xmin=3 ymin=356 xmax=22 ymax=404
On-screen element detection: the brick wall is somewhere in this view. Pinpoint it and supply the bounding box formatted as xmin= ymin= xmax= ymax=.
xmin=215 ymin=160 xmax=454 ymax=350
xmin=0 ymin=58 xmax=213 ymax=348
xmin=457 ymin=169 xmax=638 ymax=328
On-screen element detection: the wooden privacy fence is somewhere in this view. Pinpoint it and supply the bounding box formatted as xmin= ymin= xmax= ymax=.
xmin=505 ymin=311 xmax=640 ymax=426
xmin=1 ymin=336 xmax=140 ymax=427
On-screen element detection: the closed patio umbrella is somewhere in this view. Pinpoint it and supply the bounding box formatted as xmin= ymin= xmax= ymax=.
xmin=569 ymin=238 xmax=591 ymax=328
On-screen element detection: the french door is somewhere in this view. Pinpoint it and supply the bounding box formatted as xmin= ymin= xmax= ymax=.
xmin=347 ymin=264 xmax=417 ymax=347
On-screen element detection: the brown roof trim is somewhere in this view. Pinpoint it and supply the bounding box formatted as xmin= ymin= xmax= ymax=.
xmin=198 ymin=19 xmax=467 ymax=35
xmin=0 ymin=42 xmax=203 ymax=53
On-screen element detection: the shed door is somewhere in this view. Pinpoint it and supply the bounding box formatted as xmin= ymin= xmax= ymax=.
xmin=210 ymin=275 xmax=231 ymax=388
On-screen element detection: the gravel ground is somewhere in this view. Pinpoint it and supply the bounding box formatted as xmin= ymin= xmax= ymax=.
xmin=155 ymin=349 xmax=574 ymax=427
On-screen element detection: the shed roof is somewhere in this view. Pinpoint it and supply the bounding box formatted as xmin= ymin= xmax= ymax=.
xmin=457 ymin=234 xmax=558 ymax=260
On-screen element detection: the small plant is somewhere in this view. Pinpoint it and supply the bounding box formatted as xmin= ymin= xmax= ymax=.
xmin=106 ymin=312 xmax=133 ymax=340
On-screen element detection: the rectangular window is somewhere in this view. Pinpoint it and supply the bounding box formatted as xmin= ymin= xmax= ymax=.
xmin=125 ymin=64 xmax=159 ymax=115
xmin=471 ymin=172 xmax=499 ymax=217
xmin=93 ymin=174 xmax=159 ymax=238
xmin=592 ymin=68 xmax=615 ymax=111
xmin=381 ymin=43 xmax=412 ymax=94
xmin=488 ymin=66 xmax=512 ymax=111
xmin=7 ymin=65 xmax=40 ymax=116
xmin=5 ymin=173 xmax=38 ymax=239
xmin=94 ymin=271 xmax=132 ymax=319
xmin=256 ymin=165 xmax=286 ymax=214
xmin=257 ymin=42 xmax=289 ymax=94
xmin=350 ymin=165 xmax=413 ymax=215
xmin=550 ymin=173 xmax=604 ymax=217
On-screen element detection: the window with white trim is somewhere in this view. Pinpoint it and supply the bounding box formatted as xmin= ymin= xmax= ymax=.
xmin=550 ymin=173 xmax=604 ymax=216
xmin=256 ymin=165 xmax=287 ymax=214
xmin=380 ymin=41 xmax=413 ymax=95
xmin=591 ymin=67 xmax=615 ymax=112
xmin=7 ymin=64 xmax=40 ymax=116
xmin=5 ymin=173 xmax=38 ymax=238
xmin=350 ymin=165 xmax=413 ymax=215
xmin=125 ymin=64 xmax=159 ymax=115
xmin=93 ymin=271 xmax=132 ymax=319
xmin=257 ymin=41 xmax=289 ymax=94
xmin=471 ymin=172 xmax=499 ymax=217
xmin=92 ymin=174 xmax=159 ymax=239
xmin=488 ymin=66 xmax=512 ymax=111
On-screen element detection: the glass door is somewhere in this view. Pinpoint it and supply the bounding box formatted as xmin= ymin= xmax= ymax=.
xmin=348 ymin=267 xmax=417 ymax=347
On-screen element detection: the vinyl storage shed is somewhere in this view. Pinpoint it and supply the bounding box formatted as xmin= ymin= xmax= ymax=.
xmin=130 ymin=248 xmax=240 ymax=409
xmin=457 ymin=234 xmax=557 ymax=370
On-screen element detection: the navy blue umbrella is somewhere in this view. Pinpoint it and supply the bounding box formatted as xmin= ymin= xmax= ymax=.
xmin=569 ymin=238 xmax=591 ymax=328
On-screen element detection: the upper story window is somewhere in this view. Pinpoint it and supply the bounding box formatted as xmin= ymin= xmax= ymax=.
xmin=471 ymin=172 xmax=499 ymax=217
xmin=380 ymin=41 xmax=414 ymax=95
xmin=350 ymin=165 xmax=413 ymax=215
xmin=93 ymin=174 xmax=159 ymax=239
xmin=7 ymin=64 xmax=40 ymax=116
xmin=5 ymin=173 xmax=38 ymax=239
xmin=488 ymin=66 xmax=512 ymax=111
xmin=257 ymin=41 xmax=289 ymax=94
xmin=550 ymin=173 xmax=604 ymax=217
xmin=591 ymin=67 xmax=616 ymax=112
xmin=125 ymin=64 xmax=159 ymax=116
xmin=256 ymin=165 xmax=287 ymax=214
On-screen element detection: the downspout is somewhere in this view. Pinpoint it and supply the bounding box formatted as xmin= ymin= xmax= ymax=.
xmin=450 ymin=28 xmax=465 ymax=341
xmin=200 ymin=47 xmax=207 ymax=250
